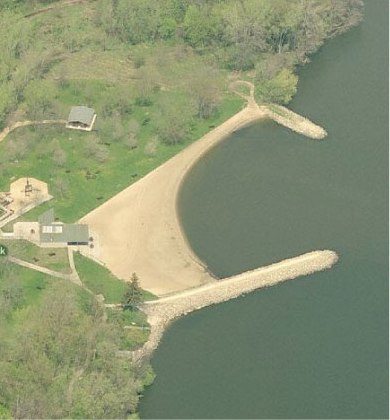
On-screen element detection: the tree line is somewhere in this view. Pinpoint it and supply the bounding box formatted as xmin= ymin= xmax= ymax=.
xmin=0 ymin=0 xmax=363 ymax=129
xmin=95 ymin=0 xmax=363 ymax=104
xmin=96 ymin=0 xmax=363 ymax=68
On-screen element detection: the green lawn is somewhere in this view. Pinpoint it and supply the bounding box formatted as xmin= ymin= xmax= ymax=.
xmin=7 ymin=264 xmax=50 ymax=304
xmin=74 ymin=252 xmax=156 ymax=304
xmin=3 ymin=239 xmax=71 ymax=273
xmin=1 ymin=80 xmax=244 ymax=229
xmin=0 ymin=262 xmax=51 ymax=332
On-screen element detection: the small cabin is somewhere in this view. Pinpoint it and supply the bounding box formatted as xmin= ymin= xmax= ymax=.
xmin=66 ymin=106 xmax=96 ymax=131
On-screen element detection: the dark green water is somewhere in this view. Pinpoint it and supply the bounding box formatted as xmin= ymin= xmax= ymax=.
xmin=140 ymin=2 xmax=388 ymax=419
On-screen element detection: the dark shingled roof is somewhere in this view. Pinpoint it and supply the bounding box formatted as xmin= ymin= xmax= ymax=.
xmin=68 ymin=106 xmax=95 ymax=126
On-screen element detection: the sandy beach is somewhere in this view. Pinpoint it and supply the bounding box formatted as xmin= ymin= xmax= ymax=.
xmin=80 ymin=102 xmax=267 ymax=295
xmin=80 ymin=82 xmax=328 ymax=296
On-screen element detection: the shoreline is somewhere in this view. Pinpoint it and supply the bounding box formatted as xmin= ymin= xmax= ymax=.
xmin=133 ymin=250 xmax=339 ymax=363
xmin=80 ymin=93 xmax=328 ymax=296
xmin=80 ymin=102 xmax=267 ymax=295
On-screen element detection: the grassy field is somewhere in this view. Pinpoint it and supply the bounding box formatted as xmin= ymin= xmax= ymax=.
xmin=0 ymin=262 xmax=51 ymax=335
xmin=4 ymin=263 xmax=50 ymax=304
xmin=0 ymin=1 xmax=245 ymax=231
xmin=3 ymin=239 xmax=71 ymax=273
xmin=74 ymin=252 xmax=156 ymax=303
xmin=1 ymin=81 xmax=243 ymax=228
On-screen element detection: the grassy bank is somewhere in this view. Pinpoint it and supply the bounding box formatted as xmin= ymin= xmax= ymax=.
xmin=2 ymin=239 xmax=71 ymax=273
xmin=74 ymin=252 xmax=156 ymax=303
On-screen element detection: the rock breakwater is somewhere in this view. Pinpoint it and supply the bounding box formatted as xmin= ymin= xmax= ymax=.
xmin=265 ymin=104 xmax=327 ymax=139
xmin=133 ymin=250 xmax=338 ymax=363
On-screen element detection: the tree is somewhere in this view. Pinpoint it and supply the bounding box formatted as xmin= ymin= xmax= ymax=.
xmin=154 ymin=94 xmax=194 ymax=145
xmin=0 ymin=275 xmax=24 ymax=320
xmin=134 ymin=66 xmax=159 ymax=107
xmin=188 ymin=64 xmax=222 ymax=119
xmin=0 ymin=281 xmax=143 ymax=419
xmin=52 ymin=177 xmax=70 ymax=199
xmin=256 ymin=67 xmax=298 ymax=104
xmin=183 ymin=4 xmax=223 ymax=48
xmin=124 ymin=119 xmax=140 ymax=150
xmin=24 ymin=80 xmax=57 ymax=120
xmin=5 ymin=136 xmax=28 ymax=162
xmin=84 ymin=136 xmax=109 ymax=163
xmin=122 ymin=273 xmax=143 ymax=310
xmin=144 ymin=137 xmax=158 ymax=157
xmin=53 ymin=148 xmax=67 ymax=167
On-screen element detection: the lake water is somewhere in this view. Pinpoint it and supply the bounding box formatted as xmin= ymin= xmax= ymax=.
xmin=140 ymin=1 xmax=388 ymax=418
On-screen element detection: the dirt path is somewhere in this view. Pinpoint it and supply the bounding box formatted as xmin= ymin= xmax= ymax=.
xmin=229 ymin=80 xmax=256 ymax=105
xmin=24 ymin=0 xmax=91 ymax=18
xmin=0 ymin=120 xmax=67 ymax=143
xmin=8 ymin=256 xmax=82 ymax=286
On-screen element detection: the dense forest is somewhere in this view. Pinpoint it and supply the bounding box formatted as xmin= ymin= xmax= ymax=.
xmin=0 ymin=0 xmax=363 ymax=128
xmin=0 ymin=254 xmax=155 ymax=419
xmin=0 ymin=1 xmax=363 ymax=419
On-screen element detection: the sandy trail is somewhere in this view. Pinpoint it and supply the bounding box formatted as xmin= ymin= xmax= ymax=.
xmin=80 ymin=102 xmax=266 ymax=295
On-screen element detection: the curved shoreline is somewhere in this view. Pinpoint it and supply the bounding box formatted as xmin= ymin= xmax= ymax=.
xmin=80 ymin=85 xmax=329 ymax=297
xmin=80 ymin=103 xmax=267 ymax=295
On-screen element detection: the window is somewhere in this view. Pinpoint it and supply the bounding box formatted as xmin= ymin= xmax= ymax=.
xmin=53 ymin=225 xmax=63 ymax=233
xmin=42 ymin=225 xmax=53 ymax=233
xmin=42 ymin=225 xmax=63 ymax=234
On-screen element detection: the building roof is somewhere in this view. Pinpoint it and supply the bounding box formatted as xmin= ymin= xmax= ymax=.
xmin=39 ymin=208 xmax=89 ymax=244
xmin=68 ymin=106 xmax=95 ymax=126
xmin=40 ymin=223 xmax=89 ymax=244
xmin=38 ymin=208 xmax=55 ymax=225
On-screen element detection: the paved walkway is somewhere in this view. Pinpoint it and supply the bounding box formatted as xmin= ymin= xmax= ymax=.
xmin=8 ymin=256 xmax=82 ymax=286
